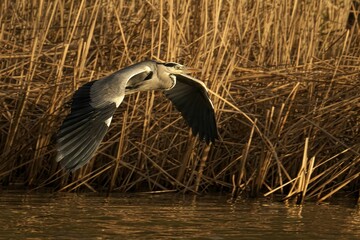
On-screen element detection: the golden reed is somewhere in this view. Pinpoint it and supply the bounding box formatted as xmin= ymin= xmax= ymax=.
xmin=0 ymin=0 xmax=359 ymax=203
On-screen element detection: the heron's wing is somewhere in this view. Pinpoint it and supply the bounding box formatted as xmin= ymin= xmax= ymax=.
xmin=164 ymin=74 xmax=218 ymax=144
xmin=56 ymin=67 xmax=154 ymax=171
xmin=56 ymin=81 xmax=119 ymax=171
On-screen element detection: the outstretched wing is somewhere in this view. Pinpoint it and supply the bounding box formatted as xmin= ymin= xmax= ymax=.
xmin=56 ymin=81 xmax=119 ymax=171
xmin=164 ymin=74 xmax=218 ymax=144
xmin=56 ymin=67 xmax=153 ymax=171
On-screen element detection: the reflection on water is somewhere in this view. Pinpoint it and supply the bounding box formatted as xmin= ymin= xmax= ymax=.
xmin=0 ymin=191 xmax=359 ymax=239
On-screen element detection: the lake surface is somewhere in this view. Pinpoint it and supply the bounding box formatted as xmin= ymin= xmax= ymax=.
xmin=0 ymin=191 xmax=359 ymax=239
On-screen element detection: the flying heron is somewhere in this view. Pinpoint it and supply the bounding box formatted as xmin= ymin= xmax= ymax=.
xmin=56 ymin=60 xmax=218 ymax=171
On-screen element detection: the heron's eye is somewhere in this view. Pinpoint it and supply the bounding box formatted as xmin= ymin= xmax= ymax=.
xmin=175 ymin=65 xmax=182 ymax=70
xmin=164 ymin=62 xmax=177 ymax=67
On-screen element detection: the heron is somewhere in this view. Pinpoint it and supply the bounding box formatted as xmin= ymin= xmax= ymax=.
xmin=56 ymin=60 xmax=218 ymax=171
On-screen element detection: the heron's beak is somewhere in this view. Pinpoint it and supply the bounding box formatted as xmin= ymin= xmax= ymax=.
xmin=184 ymin=67 xmax=200 ymax=73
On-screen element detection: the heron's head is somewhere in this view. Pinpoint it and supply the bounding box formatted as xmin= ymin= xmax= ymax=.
xmin=156 ymin=62 xmax=198 ymax=89
xmin=158 ymin=62 xmax=198 ymax=74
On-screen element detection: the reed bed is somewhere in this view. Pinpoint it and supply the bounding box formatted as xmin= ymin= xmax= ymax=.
xmin=0 ymin=0 xmax=359 ymax=203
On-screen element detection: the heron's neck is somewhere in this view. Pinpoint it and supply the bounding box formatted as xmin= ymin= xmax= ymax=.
xmin=157 ymin=71 xmax=175 ymax=90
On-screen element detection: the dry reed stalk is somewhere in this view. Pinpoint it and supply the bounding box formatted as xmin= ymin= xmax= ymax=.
xmin=282 ymin=138 xmax=316 ymax=204
xmin=194 ymin=144 xmax=211 ymax=192
xmin=0 ymin=0 xmax=359 ymax=203
xmin=108 ymin=110 xmax=128 ymax=194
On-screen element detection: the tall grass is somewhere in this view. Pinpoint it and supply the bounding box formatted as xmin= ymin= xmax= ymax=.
xmin=0 ymin=0 xmax=359 ymax=203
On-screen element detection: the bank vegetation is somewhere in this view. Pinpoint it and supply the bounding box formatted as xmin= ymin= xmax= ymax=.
xmin=0 ymin=0 xmax=359 ymax=204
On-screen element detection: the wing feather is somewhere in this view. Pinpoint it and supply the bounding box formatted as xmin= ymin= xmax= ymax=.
xmin=56 ymin=66 xmax=154 ymax=171
xmin=165 ymin=74 xmax=218 ymax=144
xmin=56 ymin=81 xmax=118 ymax=171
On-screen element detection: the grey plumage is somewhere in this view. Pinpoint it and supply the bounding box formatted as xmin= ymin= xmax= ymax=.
xmin=56 ymin=60 xmax=218 ymax=171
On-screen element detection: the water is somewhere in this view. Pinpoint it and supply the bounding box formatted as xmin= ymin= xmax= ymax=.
xmin=0 ymin=192 xmax=359 ymax=239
